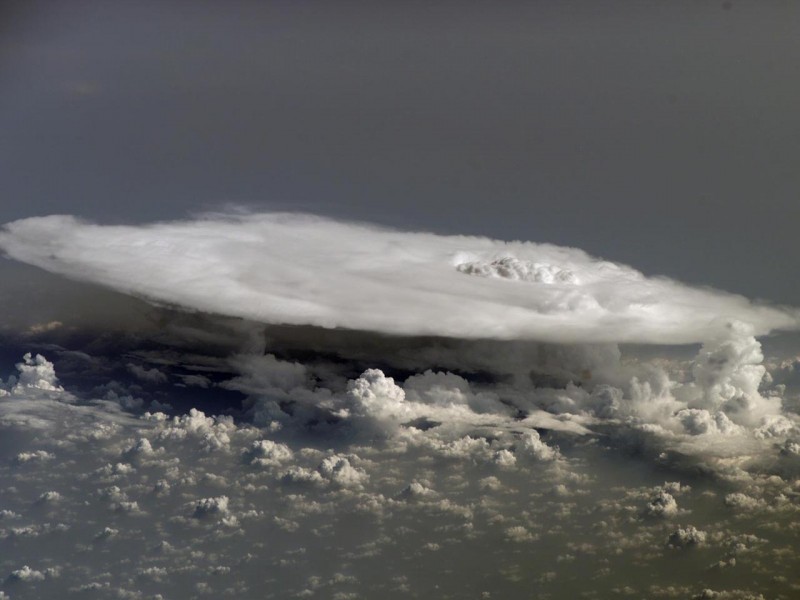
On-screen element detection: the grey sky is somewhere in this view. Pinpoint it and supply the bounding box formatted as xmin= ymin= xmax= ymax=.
xmin=2 ymin=0 xmax=800 ymax=305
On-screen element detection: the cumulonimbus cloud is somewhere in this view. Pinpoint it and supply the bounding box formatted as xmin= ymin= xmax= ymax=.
xmin=0 ymin=213 xmax=797 ymax=344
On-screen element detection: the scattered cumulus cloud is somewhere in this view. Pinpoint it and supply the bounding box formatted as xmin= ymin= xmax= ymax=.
xmin=0 ymin=350 xmax=798 ymax=598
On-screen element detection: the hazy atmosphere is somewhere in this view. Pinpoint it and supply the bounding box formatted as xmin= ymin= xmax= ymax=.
xmin=2 ymin=2 xmax=800 ymax=599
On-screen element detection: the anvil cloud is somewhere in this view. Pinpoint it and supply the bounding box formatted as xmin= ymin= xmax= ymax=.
xmin=0 ymin=213 xmax=796 ymax=344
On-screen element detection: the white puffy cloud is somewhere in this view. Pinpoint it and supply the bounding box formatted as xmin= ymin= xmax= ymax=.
xmin=35 ymin=491 xmax=62 ymax=505
xmin=754 ymin=415 xmax=796 ymax=439
xmin=191 ymin=496 xmax=230 ymax=518
xmin=504 ymin=525 xmax=537 ymax=542
xmin=1 ymin=353 xmax=64 ymax=397
xmin=644 ymin=490 xmax=679 ymax=518
xmin=8 ymin=565 xmax=46 ymax=582
xmin=154 ymin=409 xmax=237 ymax=453
xmin=667 ymin=525 xmax=707 ymax=548
xmin=516 ymin=431 xmax=558 ymax=462
xmin=678 ymin=322 xmax=769 ymax=417
xmin=723 ymin=493 xmax=766 ymax=512
xmin=342 ymin=369 xmax=410 ymax=433
xmin=403 ymin=370 xmax=503 ymax=414
xmin=318 ymin=455 xmax=368 ymax=489
xmin=1 ymin=213 xmax=796 ymax=344
xmin=346 ymin=369 xmax=406 ymax=416
xmin=243 ymin=439 xmax=293 ymax=467
xmin=677 ymin=409 xmax=743 ymax=436
xmin=396 ymin=481 xmax=436 ymax=501
xmin=15 ymin=450 xmax=55 ymax=464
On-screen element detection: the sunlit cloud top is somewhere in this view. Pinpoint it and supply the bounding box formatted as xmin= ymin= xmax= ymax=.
xmin=1 ymin=213 xmax=797 ymax=344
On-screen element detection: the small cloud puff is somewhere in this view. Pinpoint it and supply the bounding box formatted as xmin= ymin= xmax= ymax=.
xmin=318 ymin=455 xmax=368 ymax=489
xmin=667 ymin=525 xmax=707 ymax=548
xmin=192 ymin=495 xmax=230 ymax=518
xmin=243 ymin=439 xmax=293 ymax=467
xmin=396 ymin=481 xmax=436 ymax=501
xmin=678 ymin=409 xmax=742 ymax=436
xmin=8 ymin=565 xmax=46 ymax=582
xmin=154 ymin=409 xmax=236 ymax=453
xmin=15 ymin=450 xmax=55 ymax=464
xmin=645 ymin=490 xmax=679 ymax=518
